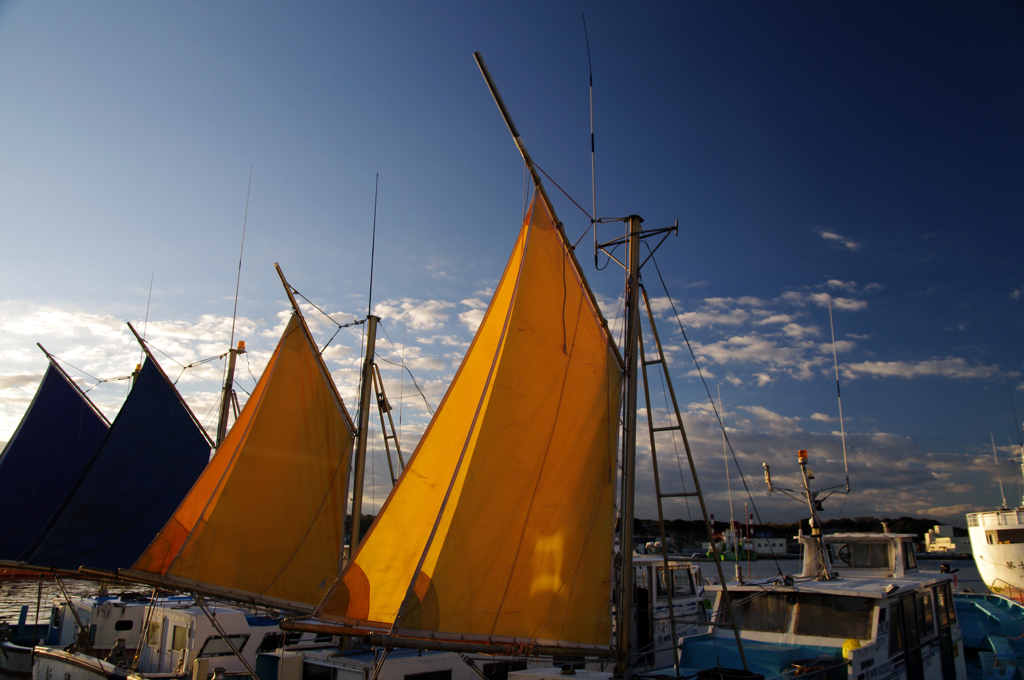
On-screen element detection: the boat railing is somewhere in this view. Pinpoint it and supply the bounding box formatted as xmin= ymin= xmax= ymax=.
xmin=988 ymin=577 xmax=1024 ymax=605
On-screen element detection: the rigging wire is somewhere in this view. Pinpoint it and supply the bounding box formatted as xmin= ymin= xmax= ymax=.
xmin=376 ymin=322 xmax=436 ymax=416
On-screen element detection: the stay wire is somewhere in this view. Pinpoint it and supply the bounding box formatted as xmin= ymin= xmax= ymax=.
xmin=646 ymin=250 xmax=785 ymax=575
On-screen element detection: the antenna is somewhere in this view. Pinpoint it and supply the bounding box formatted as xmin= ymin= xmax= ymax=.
xmin=828 ymin=299 xmax=851 ymax=492
xmin=992 ymin=432 xmax=1008 ymax=509
xmin=228 ymin=166 xmax=253 ymax=354
xmin=368 ymin=173 xmax=379 ymax=318
xmin=141 ymin=272 xmax=154 ymax=367
xmin=719 ymin=384 xmax=736 ymax=556
xmin=582 ymin=13 xmax=598 ymax=268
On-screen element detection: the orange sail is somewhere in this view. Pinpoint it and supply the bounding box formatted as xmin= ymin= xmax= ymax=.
xmin=130 ymin=312 xmax=355 ymax=609
xmin=314 ymin=191 xmax=622 ymax=650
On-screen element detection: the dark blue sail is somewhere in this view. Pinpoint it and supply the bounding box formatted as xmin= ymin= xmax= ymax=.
xmin=0 ymin=364 xmax=108 ymax=560
xmin=25 ymin=358 xmax=211 ymax=572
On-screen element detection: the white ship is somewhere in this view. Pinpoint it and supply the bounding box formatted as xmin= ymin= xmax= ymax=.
xmin=967 ymin=437 xmax=1024 ymax=597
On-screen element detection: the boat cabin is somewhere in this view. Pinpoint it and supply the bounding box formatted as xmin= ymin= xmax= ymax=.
xmin=674 ymin=533 xmax=967 ymax=680
xmin=630 ymin=556 xmax=706 ymax=670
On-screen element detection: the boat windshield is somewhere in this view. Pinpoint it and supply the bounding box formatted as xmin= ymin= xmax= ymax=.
xmin=719 ymin=592 xmax=791 ymax=633
xmin=657 ymin=566 xmax=696 ymax=597
xmin=793 ymin=593 xmax=874 ymax=639
xmin=719 ymin=591 xmax=875 ymax=640
xmin=830 ymin=541 xmax=890 ymax=569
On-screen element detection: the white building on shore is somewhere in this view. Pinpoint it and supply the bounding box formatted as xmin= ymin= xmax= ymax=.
xmin=924 ymin=524 xmax=972 ymax=554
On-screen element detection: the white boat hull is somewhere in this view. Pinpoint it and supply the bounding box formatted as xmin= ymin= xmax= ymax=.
xmin=968 ymin=510 xmax=1024 ymax=594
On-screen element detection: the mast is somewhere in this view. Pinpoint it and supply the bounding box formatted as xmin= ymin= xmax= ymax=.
xmin=215 ymin=341 xmax=245 ymax=447
xmin=351 ymin=314 xmax=380 ymax=550
xmin=615 ymin=215 xmax=643 ymax=678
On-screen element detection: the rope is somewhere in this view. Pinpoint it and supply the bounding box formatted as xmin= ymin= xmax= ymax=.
xmin=533 ymin=160 xmax=592 ymax=223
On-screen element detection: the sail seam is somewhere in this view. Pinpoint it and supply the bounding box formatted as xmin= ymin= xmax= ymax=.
xmin=391 ymin=196 xmax=535 ymax=635
xmin=258 ymin=316 xmax=352 ymax=600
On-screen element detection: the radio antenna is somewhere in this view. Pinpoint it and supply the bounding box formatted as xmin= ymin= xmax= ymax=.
xmin=828 ymin=298 xmax=851 ymax=492
xmin=582 ymin=13 xmax=599 ymax=269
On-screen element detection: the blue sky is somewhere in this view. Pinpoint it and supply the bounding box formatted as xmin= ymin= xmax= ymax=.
xmin=1 ymin=2 xmax=1022 ymax=525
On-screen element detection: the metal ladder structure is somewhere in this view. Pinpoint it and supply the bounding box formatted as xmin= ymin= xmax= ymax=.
xmin=371 ymin=363 xmax=405 ymax=485
xmin=637 ymin=286 xmax=747 ymax=674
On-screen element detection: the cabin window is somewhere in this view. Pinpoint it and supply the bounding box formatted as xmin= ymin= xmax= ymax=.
xmin=942 ymin=583 xmax=956 ymax=623
xmin=903 ymin=543 xmax=918 ymax=570
xmin=258 ymin=633 xmax=283 ymax=654
xmin=197 ymin=634 xmax=249 ymax=657
xmin=657 ymin=566 xmax=696 ymax=597
xmin=832 ymin=542 xmax=890 ymax=568
xmin=888 ymin=603 xmax=903 ymax=655
xmin=147 ymin=622 xmax=162 ymax=647
xmin=988 ymin=528 xmax=1024 ymax=544
xmin=916 ymin=591 xmax=934 ymax=638
xmin=482 ymin=661 xmax=529 ymax=680
xmin=257 ymin=632 xmax=306 ymax=653
xmin=49 ymin=606 xmax=62 ymax=630
xmin=171 ymin=625 xmax=188 ymax=652
xmin=114 ymin=620 xmax=134 ymax=631
xmin=719 ymin=592 xmax=790 ymax=633
xmin=933 ymin=586 xmax=949 ymax=627
xmin=794 ymin=594 xmax=874 ymax=640
xmin=303 ymin=664 xmax=333 ymax=680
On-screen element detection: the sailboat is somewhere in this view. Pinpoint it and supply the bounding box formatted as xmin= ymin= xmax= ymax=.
xmin=121 ymin=263 xmax=357 ymax=612
xmin=29 ymin=265 xmax=359 ymax=680
xmin=12 ymin=327 xmax=212 ymax=575
xmin=0 ymin=346 xmax=110 ymax=563
xmin=280 ymin=52 xmax=741 ymax=679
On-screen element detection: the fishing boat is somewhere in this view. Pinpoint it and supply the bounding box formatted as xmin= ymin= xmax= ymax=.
xmin=673 ymin=451 xmax=967 ymax=680
xmin=278 ymin=51 xmax=738 ymax=680
xmin=32 ymin=595 xmax=331 ymax=680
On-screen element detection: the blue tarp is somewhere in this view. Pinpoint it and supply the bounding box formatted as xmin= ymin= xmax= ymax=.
xmin=25 ymin=358 xmax=211 ymax=572
xmin=0 ymin=364 xmax=108 ymax=560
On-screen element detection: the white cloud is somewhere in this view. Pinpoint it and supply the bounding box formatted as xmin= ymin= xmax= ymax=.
xmin=459 ymin=309 xmax=485 ymax=332
xmin=810 ymin=413 xmax=835 ymax=422
xmin=694 ymin=333 xmax=827 ymax=380
xmin=816 ymin=228 xmax=862 ymax=251
xmin=782 ymin=323 xmax=818 ymax=338
xmin=755 ymin=314 xmax=794 ymax=325
xmin=843 ymin=357 xmax=1001 ymax=380
xmin=373 ymin=298 xmax=454 ymax=331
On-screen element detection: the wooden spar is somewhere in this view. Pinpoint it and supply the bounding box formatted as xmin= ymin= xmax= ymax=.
xmin=36 ymin=343 xmax=112 ymax=426
xmin=473 ymin=51 xmax=624 ymax=373
xmin=279 ymin=620 xmax=619 ymax=660
xmin=110 ymin=567 xmax=317 ymax=615
xmin=215 ymin=341 xmax=243 ymax=447
xmin=350 ymin=314 xmax=380 ymax=550
xmin=126 ymin=322 xmax=214 ymax=447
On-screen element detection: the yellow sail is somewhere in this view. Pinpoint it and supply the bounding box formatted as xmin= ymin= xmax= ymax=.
xmin=132 ymin=313 xmax=355 ymax=607
xmin=315 ymin=191 xmax=622 ymax=649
